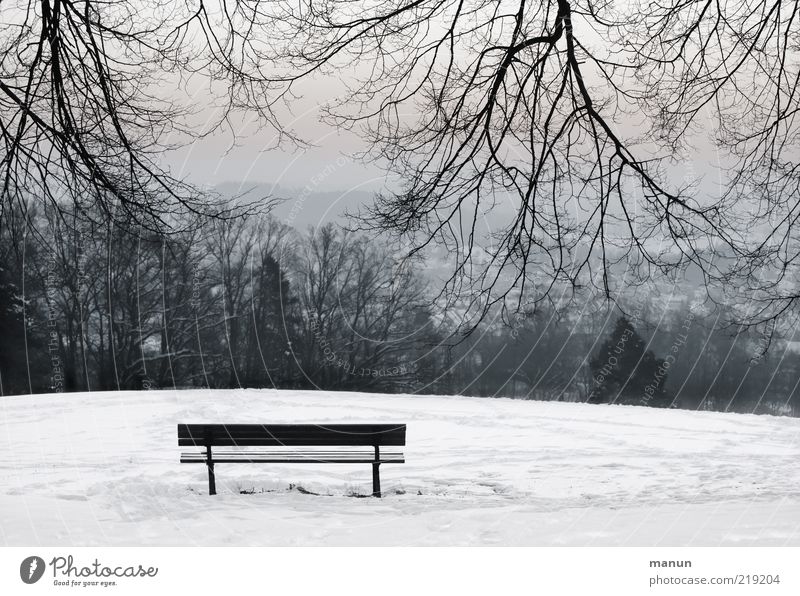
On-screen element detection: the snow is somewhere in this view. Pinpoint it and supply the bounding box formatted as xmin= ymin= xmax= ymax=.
xmin=1 ymin=389 xmax=799 ymax=545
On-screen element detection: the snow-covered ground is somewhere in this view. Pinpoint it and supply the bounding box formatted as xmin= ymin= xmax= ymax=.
xmin=1 ymin=389 xmax=799 ymax=546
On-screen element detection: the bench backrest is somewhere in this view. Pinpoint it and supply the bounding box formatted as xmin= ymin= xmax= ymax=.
xmin=177 ymin=423 xmax=406 ymax=447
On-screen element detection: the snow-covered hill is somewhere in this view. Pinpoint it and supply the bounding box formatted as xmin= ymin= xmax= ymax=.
xmin=1 ymin=389 xmax=799 ymax=545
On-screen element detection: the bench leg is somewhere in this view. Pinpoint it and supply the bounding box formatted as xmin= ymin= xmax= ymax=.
xmin=372 ymin=445 xmax=381 ymax=497
xmin=372 ymin=463 xmax=381 ymax=497
xmin=206 ymin=445 xmax=216 ymax=495
xmin=207 ymin=462 xmax=216 ymax=495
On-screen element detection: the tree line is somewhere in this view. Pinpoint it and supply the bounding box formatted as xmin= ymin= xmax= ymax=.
xmin=1 ymin=204 xmax=799 ymax=417
xmin=0 ymin=205 xmax=439 ymax=395
xmin=447 ymin=305 xmax=800 ymax=416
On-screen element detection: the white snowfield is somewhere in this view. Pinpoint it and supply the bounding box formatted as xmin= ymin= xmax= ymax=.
xmin=1 ymin=389 xmax=799 ymax=546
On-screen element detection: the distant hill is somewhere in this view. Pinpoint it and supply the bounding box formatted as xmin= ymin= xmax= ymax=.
xmin=214 ymin=181 xmax=714 ymax=299
xmin=215 ymin=181 xmax=377 ymax=229
xmin=215 ymin=180 xmax=523 ymax=233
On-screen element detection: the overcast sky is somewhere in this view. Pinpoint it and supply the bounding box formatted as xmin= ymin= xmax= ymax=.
xmin=160 ymin=35 xmax=729 ymax=226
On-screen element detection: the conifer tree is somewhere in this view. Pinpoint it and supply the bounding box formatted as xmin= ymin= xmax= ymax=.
xmin=589 ymin=317 xmax=670 ymax=408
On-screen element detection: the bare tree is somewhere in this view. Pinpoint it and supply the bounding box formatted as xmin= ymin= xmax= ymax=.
xmin=183 ymin=0 xmax=798 ymax=326
xmin=3 ymin=0 xmax=797 ymax=327
xmin=293 ymin=224 xmax=426 ymax=390
xmin=206 ymin=217 xmax=259 ymax=386
xmin=0 ymin=0 xmax=257 ymax=230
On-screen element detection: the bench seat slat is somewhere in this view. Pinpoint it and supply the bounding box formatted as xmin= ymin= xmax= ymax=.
xmin=180 ymin=451 xmax=405 ymax=464
xmin=180 ymin=451 xmax=405 ymax=457
xmin=180 ymin=458 xmax=405 ymax=464
xmin=181 ymin=450 xmax=403 ymax=459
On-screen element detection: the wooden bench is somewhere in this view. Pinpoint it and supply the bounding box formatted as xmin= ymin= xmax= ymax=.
xmin=178 ymin=423 xmax=406 ymax=497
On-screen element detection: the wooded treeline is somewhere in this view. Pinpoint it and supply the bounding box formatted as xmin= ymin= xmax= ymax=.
xmin=0 ymin=204 xmax=443 ymax=395
xmin=449 ymin=306 xmax=800 ymax=416
xmin=1 ymin=205 xmax=799 ymax=417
